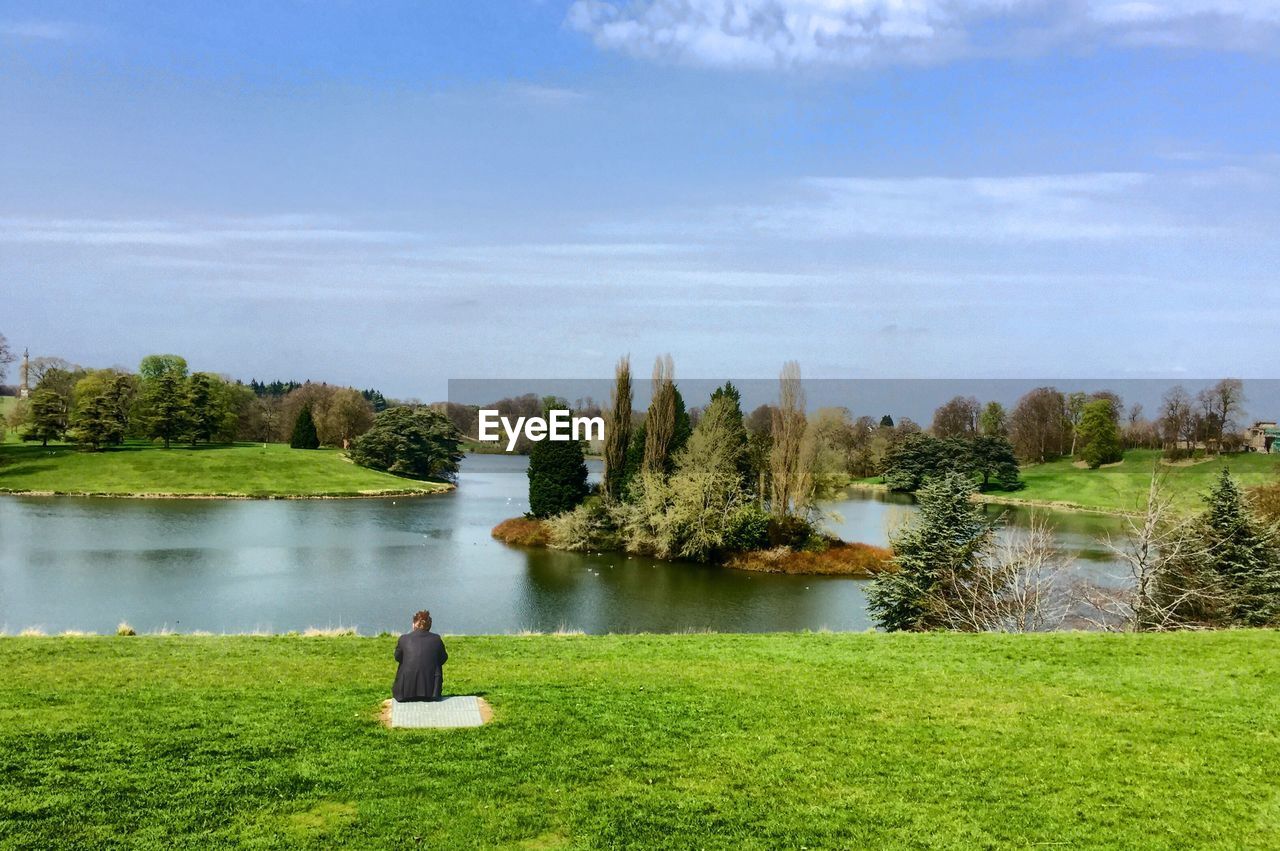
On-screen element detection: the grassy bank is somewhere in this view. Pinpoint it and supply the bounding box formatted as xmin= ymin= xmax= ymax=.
xmin=0 ymin=440 xmax=451 ymax=498
xmin=0 ymin=633 xmax=1275 ymax=849
xmin=852 ymin=449 xmax=1280 ymax=515
xmin=1005 ymin=449 xmax=1280 ymax=514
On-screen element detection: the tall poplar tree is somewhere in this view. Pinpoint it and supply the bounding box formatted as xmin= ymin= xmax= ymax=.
xmin=643 ymin=355 xmax=676 ymax=474
xmin=603 ymin=356 xmax=633 ymax=500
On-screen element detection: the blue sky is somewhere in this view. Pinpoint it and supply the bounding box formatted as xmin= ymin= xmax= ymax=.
xmin=2 ymin=1 xmax=1279 ymax=399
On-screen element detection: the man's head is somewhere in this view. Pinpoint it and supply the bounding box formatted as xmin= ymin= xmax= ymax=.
xmin=412 ymin=610 xmax=432 ymax=631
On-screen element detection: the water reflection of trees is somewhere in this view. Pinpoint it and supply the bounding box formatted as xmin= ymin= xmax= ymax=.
xmin=516 ymin=548 xmax=868 ymax=633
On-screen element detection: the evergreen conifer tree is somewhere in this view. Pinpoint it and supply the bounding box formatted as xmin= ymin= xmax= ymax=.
xmin=867 ymin=472 xmax=995 ymax=631
xmin=527 ymin=420 xmax=589 ymax=518
xmin=1197 ymin=469 xmax=1280 ymax=626
xmin=290 ymin=404 xmax=320 ymax=449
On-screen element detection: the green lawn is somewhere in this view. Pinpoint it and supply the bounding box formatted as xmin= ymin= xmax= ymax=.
xmin=851 ymin=449 xmax=1280 ymax=515
xmin=0 ymin=396 xmax=15 ymax=442
xmin=1002 ymin=449 xmax=1280 ymax=513
xmin=0 ymin=633 xmax=1276 ymax=848
xmin=0 ymin=440 xmax=450 ymax=497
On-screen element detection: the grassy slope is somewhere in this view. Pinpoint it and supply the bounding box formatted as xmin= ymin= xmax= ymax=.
xmin=851 ymin=449 xmax=1280 ymax=514
xmin=0 ymin=396 xmax=15 ymax=441
xmin=1 ymin=633 xmax=1277 ymax=849
xmin=0 ymin=441 xmax=450 ymax=497
xmin=1005 ymin=449 xmax=1280 ymax=513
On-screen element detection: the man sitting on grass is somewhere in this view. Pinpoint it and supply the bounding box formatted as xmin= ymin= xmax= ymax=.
xmin=392 ymin=609 xmax=448 ymax=702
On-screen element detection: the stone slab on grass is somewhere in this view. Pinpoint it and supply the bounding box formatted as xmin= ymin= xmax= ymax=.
xmin=387 ymin=696 xmax=490 ymax=728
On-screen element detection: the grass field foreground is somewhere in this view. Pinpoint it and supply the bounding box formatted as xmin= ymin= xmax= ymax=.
xmin=0 ymin=440 xmax=451 ymax=498
xmin=0 ymin=632 xmax=1277 ymax=848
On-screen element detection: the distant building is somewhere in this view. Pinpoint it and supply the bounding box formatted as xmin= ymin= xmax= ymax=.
xmin=1246 ymin=421 xmax=1280 ymax=453
xmin=18 ymin=348 xmax=29 ymax=399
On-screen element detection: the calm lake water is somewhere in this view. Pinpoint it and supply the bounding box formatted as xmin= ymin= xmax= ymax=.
xmin=0 ymin=454 xmax=1125 ymax=634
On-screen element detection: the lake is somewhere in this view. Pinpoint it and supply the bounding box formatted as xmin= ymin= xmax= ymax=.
xmin=0 ymin=454 xmax=1126 ymax=634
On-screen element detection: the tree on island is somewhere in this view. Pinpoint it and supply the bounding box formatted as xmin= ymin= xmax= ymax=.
xmin=527 ymin=405 xmax=589 ymax=519
xmin=769 ymin=361 xmax=809 ymax=517
xmin=643 ymin=355 xmax=679 ymax=474
xmin=290 ymin=405 xmax=320 ymax=449
xmin=349 ymin=406 xmax=463 ymax=480
xmin=602 ymin=356 xmax=632 ymax=501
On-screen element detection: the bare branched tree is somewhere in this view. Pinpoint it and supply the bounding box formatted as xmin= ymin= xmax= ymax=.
xmin=934 ymin=515 xmax=1069 ymax=633
xmin=769 ymin=361 xmax=807 ymax=516
xmin=1080 ymin=470 xmax=1220 ymax=630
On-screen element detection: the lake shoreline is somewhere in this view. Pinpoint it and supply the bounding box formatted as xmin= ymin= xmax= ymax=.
xmin=0 ymin=485 xmax=454 ymax=500
xmin=491 ymin=516 xmax=895 ymax=576
xmin=839 ymin=480 xmax=1138 ymax=518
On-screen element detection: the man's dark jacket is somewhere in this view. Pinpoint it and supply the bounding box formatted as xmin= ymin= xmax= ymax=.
xmin=393 ymin=628 xmax=447 ymax=702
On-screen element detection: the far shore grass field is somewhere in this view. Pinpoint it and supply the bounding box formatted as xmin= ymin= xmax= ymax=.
xmin=0 ymin=439 xmax=451 ymax=498
xmin=0 ymin=632 xmax=1276 ymax=848
xmin=855 ymin=448 xmax=1280 ymax=515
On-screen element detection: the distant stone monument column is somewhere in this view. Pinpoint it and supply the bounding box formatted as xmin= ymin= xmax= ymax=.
xmin=18 ymin=348 xmax=29 ymax=398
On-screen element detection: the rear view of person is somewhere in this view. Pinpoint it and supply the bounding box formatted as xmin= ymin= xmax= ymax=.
xmin=393 ymin=610 xmax=447 ymax=702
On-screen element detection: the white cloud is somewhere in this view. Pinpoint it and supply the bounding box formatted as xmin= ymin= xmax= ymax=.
xmin=505 ymin=82 xmax=590 ymax=105
xmin=727 ymin=172 xmax=1196 ymax=241
xmin=0 ymin=217 xmax=418 ymax=247
xmin=566 ymin=0 xmax=1280 ymax=69
xmin=0 ymin=20 xmax=75 ymax=41
xmin=585 ymin=168 xmax=1252 ymax=244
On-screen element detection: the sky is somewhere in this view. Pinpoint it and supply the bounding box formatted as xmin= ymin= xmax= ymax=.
xmin=2 ymin=0 xmax=1279 ymax=401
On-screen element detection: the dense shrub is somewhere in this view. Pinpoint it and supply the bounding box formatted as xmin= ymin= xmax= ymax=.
xmin=767 ymin=514 xmax=821 ymax=549
xmin=544 ymin=501 xmax=621 ymax=552
xmin=723 ymin=503 xmax=771 ymax=552
xmin=1250 ymin=480 xmax=1280 ymax=526
xmin=726 ymin=542 xmax=894 ymax=576
xmin=883 ymin=433 xmax=1021 ymax=492
xmin=348 ymin=406 xmax=463 ymax=480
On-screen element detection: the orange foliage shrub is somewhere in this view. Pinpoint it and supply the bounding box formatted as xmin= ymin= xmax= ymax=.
xmin=491 ymin=517 xmax=551 ymax=547
xmin=726 ymin=542 xmax=895 ymax=576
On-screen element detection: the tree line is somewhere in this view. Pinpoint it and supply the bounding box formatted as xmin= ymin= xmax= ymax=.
xmin=3 ymin=350 xmax=387 ymax=451
xmin=872 ymin=378 xmax=1250 ymax=491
